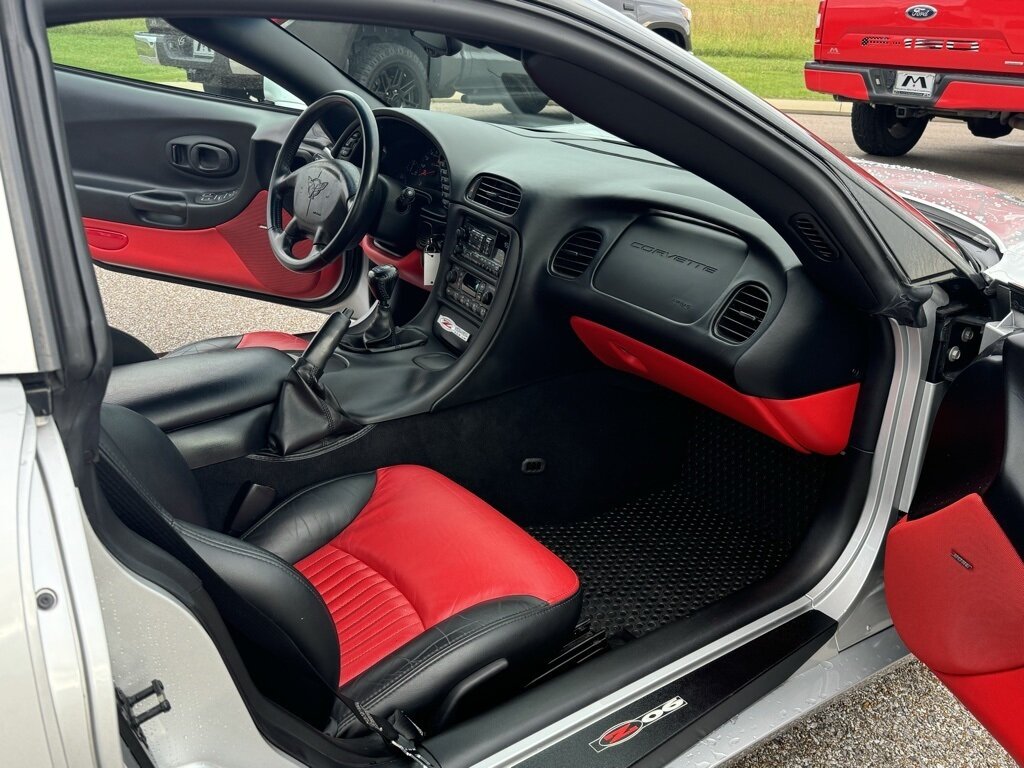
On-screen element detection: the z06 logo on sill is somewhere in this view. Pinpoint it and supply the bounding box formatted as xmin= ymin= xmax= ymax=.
xmin=589 ymin=696 xmax=688 ymax=753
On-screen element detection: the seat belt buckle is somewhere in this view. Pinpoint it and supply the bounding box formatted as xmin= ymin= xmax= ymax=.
xmin=388 ymin=710 xmax=433 ymax=766
xmin=388 ymin=734 xmax=434 ymax=767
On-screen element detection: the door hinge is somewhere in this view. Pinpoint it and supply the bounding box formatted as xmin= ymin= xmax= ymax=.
xmin=117 ymin=679 xmax=171 ymax=747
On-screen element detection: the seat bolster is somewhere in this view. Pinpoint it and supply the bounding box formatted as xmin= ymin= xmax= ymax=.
xmin=164 ymin=332 xmax=307 ymax=359
xmin=335 ymin=591 xmax=582 ymax=736
xmin=177 ymin=521 xmax=341 ymax=689
xmin=236 ymin=331 xmax=309 ymax=352
xmin=110 ymin=327 xmax=158 ymax=366
xmin=242 ymin=473 xmax=378 ymax=563
xmin=163 ymin=335 xmax=243 ymax=358
xmin=99 ymin=404 xmax=209 ymax=527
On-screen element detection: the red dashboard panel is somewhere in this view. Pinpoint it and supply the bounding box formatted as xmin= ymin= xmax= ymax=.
xmin=570 ymin=317 xmax=859 ymax=455
xmin=84 ymin=191 xmax=341 ymax=301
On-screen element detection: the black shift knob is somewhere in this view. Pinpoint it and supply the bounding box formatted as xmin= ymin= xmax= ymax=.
xmin=369 ymin=264 xmax=399 ymax=309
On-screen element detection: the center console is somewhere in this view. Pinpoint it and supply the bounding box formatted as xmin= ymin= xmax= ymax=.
xmin=436 ymin=212 xmax=513 ymax=351
xmin=105 ymin=204 xmax=520 ymax=470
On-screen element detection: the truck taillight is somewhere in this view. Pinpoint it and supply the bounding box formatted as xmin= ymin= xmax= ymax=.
xmin=815 ymin=1 xmax=826 ymax=44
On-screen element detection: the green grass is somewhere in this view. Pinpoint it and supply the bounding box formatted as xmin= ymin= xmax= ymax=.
xmin=46 ymin=8 xmax=826 ymax=101
xmin=688 ymin=0 xmax=829 ymax=100
xmin=699 ymin=54 xmax=828 ymax=100
xmin=48 ymin=19 xmax=186 ymax=83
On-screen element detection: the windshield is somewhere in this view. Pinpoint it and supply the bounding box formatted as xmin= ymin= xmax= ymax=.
xmin=282 ymin=20 xmax=585 ymax=129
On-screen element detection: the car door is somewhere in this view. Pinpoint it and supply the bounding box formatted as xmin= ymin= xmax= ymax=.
xmin=885 ymin=329 xmax=1024 ymax=762
xmin=49 ymin=23 xmax=345 ymax=303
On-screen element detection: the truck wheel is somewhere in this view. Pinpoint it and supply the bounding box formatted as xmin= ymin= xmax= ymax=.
xmin=500 ymin=74 xmax=550 ymax=115
xmin=851 ymin=103 xmax=927 ymax=157
xmin=350 ymin=43 xmax=430 ymax=110
xmin=967 ymin=117 xmax=1013 ymax=139
xmin=506 ymin=92 xmax=550 ymax=115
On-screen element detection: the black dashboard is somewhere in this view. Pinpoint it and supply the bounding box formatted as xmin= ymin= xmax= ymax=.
xmin=333 ymin=109 xmax=868 ymax=426
xmin=339 ymin=118 xmax=451 ymax=217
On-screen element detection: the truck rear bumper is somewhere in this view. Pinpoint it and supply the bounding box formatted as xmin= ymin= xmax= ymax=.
xmin=805 ymin=62 xmax=1024 ymax=113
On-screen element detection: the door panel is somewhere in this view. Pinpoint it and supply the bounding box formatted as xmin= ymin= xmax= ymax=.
xmin=83 ymin=192 xmax=336 ymax=300
xmin=886 ymin=332 xmax=1024 ymax=762
xmin=57 ymin=68 xmax=343 ymax=300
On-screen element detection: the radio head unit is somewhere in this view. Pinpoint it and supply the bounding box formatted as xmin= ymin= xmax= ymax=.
xmin=454 ymin=217 xmax=508 ymax=277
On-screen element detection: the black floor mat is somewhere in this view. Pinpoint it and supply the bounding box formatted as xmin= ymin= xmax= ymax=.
xmin=528 ymin=411 xmax=837 ymax=638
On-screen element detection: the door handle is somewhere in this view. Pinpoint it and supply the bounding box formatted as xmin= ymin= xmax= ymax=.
xmin=128 ymin=190 xmax=188 ymax=227
xmin=189 ymin=143 xmax=234 ymax=175
xmin=167 ymin=135 xmax=239 ymax=177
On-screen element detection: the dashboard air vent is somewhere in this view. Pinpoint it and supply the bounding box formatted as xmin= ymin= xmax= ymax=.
xmin=714 ymin=284 xmax=771 ymax=344
xmin=468 ymin=175 xmax=522 ymax=216
xmin=551 ymin=229 xmax=603 ymax=278
xmin=791 ymin=214 xmax=840 ymax=262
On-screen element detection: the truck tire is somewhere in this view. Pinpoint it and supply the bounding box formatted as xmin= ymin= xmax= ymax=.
xmin=350 ymin=43 xmax=430 ymax=109
xmin=851 ymin=103 xmax=927 ymax=157
xmin=967 ymin=117 xmax=1013 ymax=139
xmin=507 ymin=91 xmax=550 ymax=115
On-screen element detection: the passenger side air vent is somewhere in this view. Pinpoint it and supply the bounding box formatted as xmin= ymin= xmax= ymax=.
xmin=714 ymin=283 xmax=771 ymax=344
xmin=791 ymin=214 xmax=840 ymax=262
xmin=468 ymin=175 xmax=522 ymax=216
xmin=550 ymin=229 xmax=603 ymax=278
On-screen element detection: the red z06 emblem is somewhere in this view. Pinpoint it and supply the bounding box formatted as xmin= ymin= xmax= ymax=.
xmin=589 ymin=696 xmax=687 ymax=753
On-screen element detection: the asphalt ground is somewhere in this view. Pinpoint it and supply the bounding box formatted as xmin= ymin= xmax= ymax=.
xmin=95 ymin=109 xmax=1020 ymax=766
xmin=797 ymin=111 xmax=1024 ymax=199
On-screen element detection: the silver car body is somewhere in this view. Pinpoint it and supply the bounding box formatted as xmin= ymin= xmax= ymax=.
xmin=4 ymin=2 xmax=1020 ymax=768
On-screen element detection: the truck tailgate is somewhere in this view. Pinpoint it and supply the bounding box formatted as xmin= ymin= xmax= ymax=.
xmin=816 ymin=0 xmax=1024 ymax=76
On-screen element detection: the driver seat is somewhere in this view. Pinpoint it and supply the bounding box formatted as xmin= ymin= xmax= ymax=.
xmin=96 ymin=404 xmax=581 ymax=735
xmin=110 ymin=326 xmax=309 ymax=366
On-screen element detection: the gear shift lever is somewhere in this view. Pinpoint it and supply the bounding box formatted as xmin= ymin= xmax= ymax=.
xmin=267 ymin=309 xmax=358 ymax=456
xmin=363 ymin=264 xmax=399 ymax=347
xmin=369 ymin=264 xmax=399 ymax=309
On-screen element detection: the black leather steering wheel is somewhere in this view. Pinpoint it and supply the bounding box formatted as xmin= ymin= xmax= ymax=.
xmin=267 ymin=91 xmax=380 ymax=272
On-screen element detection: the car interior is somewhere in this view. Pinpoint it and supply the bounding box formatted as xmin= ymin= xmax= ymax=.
xmin=42 ymin=9 xmax=934 ymax=767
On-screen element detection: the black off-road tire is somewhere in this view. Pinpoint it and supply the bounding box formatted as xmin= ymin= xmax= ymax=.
xmin=851 ymin=103 xmax=928 ymax=157
xmin=499 ymin=73 xmax=550 ymax=115
xmin=508 ymin=91 xmax=550 ymax=115
xmin=350 ymin=43 xmax=430 ymax=110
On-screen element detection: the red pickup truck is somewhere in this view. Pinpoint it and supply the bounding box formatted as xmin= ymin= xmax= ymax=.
xmin=805 ymin=0 xmax=1024 ymax=156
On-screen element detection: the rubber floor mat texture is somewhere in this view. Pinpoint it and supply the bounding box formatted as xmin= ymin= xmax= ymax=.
xmin=528 ymin=411 xmax=836 ymax=637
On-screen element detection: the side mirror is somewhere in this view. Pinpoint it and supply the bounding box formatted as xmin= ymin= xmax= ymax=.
xmin=411 ymin=30 xmax=463 ymax=57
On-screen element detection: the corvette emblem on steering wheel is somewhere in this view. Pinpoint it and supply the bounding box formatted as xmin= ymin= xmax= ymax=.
xmin=267 ymin=91 xmax=377 ymax=272
xmin=306 ymin=170 xmax=331 ymax=217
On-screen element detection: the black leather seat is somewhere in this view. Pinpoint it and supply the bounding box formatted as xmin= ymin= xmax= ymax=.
xmin=110 ymin=326 xmax=309 ymax=366
xmin=96 ymin=404 xmax=581 ymax=735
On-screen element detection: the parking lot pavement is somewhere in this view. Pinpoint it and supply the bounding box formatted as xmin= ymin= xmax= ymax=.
xmin=731 ymin=659 xmax=1014 ymax=768
xmin=96 ymin=268 xmax=325 ymax=353
xmin=797 ymin=112 xmax=1024 ymax=199
xmin=94 ymin=109 xmax=1020 ymax=766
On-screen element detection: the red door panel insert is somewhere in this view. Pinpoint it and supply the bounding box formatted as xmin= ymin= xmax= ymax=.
xmin=885 ymin=493 xmax=1024 ymax=762
xmin=935 ymin=667 xmax=1024 ymax=760
xmin=85 ymin=191 xmax=341 ymax=301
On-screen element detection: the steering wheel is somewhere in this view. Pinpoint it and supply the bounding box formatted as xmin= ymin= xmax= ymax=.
xmin=267 ymin=91 xmax=380 ymax=272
